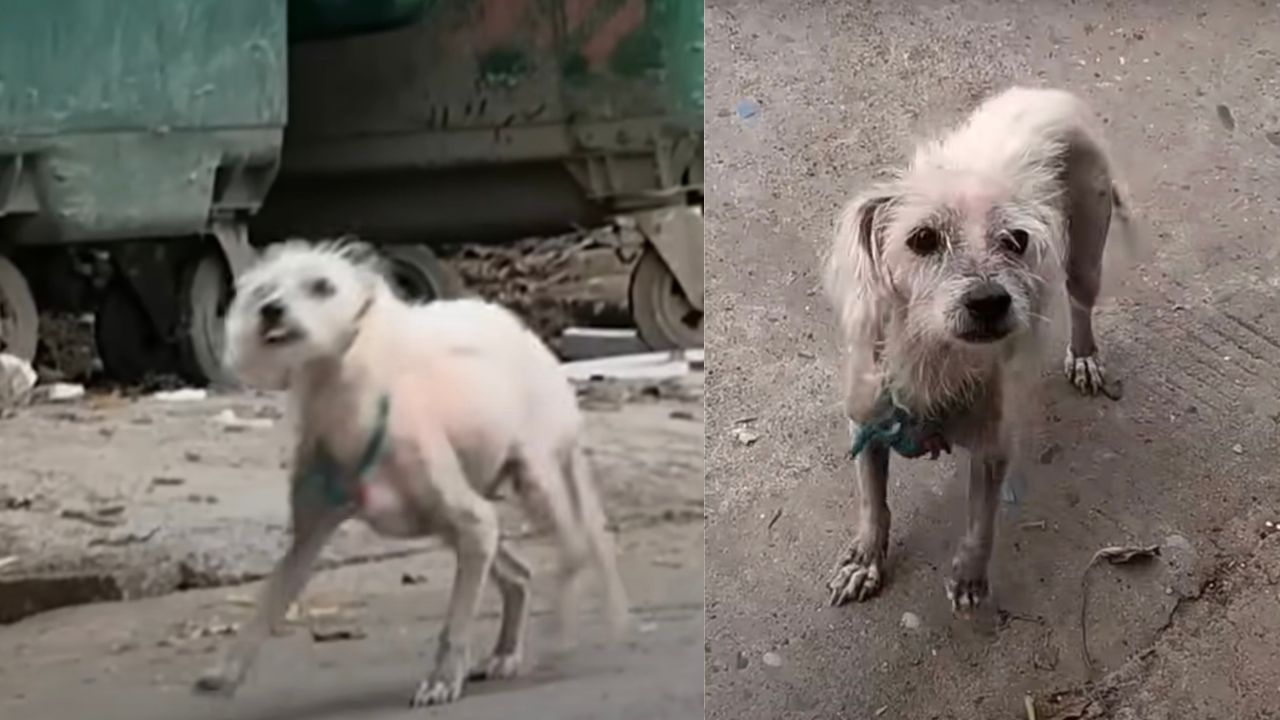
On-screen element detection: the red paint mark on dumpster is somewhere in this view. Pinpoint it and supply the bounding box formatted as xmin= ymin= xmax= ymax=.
xmin=565 ymin=0 xmax=597 ymax=33
xmin=471 ymin=0 xmax=533 ymax=52
xmin=581 ymin=0 xmax=644 ymax=71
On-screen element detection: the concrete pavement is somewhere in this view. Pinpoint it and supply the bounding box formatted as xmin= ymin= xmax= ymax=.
xmin=704 ymin=1 xmax=1280 ymax=718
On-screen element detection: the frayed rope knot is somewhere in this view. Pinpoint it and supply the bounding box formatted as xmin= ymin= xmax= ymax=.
xmin=848 ymin=395 xmax=952 ymax=461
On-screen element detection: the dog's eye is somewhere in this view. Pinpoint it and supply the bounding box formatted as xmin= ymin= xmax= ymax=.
xmin=906 ymin=227 xmax=942 ymax=255
xmin=999 ymin=229 xmax=1030 ymax=255
xmin=306 ymin=277 xmax=335 ymax=298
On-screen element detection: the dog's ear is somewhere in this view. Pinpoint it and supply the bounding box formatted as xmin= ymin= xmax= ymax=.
xmin=824 ymin=188 xmax=896 ymax=339
xmin=331 ymin=235 xmax=379 ymax=266
xmin=824 ymin=188 xmax=896 ymax=421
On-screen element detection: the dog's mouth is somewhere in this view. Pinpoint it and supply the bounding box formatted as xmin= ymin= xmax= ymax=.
xmin=261 ymin=325 xmax=303 ymax=346
xmin=955 ymin=325 xmax=1012 ymax=344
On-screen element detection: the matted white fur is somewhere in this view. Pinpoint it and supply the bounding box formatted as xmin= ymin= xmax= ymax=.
xmin=198 ymin=239 xmax=629 ymax=707
xmin=821 ymin=86 xmax=1137 ymax=612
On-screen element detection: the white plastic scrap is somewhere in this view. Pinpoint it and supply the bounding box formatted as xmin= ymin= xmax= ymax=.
xmin=0 ymin=353 xmax=36 ymax=409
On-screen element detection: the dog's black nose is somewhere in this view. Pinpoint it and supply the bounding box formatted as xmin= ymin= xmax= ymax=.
xmin=259 ymin=300 xmax=285 ymax=325
xmin=963 ymin=285 xmax=1012 ymax=322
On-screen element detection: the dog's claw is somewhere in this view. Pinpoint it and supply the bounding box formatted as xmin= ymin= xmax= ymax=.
xmin=827 ymin=539 xmax=886 ymax=605
xmin=1064 ymin=348 xmax=1106 ymax=396
xmin=469 ymin=652 xmax=522 ymax=682
xmin=945 ymin=576 xmax=990 ymax=615
xmin=411 ymin=678 xmax=464 ymax=707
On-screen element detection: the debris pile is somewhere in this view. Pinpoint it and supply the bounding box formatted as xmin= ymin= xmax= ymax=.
xmin=441 ymin=227 xmax=641 ymax=343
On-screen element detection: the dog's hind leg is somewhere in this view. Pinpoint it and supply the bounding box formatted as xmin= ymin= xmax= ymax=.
xmin=469 ymin=543 xmax=531 ymax=681
xmin=412 ymin=445 xmax=499 ymax=707
xmin=946 ymin=450 xmax=1007 ymax=613
xmin=564 ymin=443 xmax=630 ymax=638
xmin=1061 ymin=133 xmax=1115 ymax=396
xmin=828 ymin=428 xmax=891 ymax=605
xmin=510 ymin=447 xmax=597 ymax=652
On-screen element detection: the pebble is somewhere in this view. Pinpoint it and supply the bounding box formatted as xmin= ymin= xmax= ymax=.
xmin=736 ymin=650 xmax=749 ymax=670
xmin=1232 ymin=443 xmax=1244 ymax=454
xmin=762 ymin=651 xmax=782 ymax=667
xmin=732 ymin=427 xmax=761 ymax=446
xmin=900 ymin=611 xmax=921 ymax=630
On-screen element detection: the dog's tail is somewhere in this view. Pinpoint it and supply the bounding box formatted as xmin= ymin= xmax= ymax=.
xmin=563 ymin=444 xmax=630 ymax=639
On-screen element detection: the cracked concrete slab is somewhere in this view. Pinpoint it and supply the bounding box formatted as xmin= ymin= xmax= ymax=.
xmin=704 ymin=1 xmax=1280 ymax=717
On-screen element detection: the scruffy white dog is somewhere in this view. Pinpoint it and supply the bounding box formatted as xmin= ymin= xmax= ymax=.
xmin=823 ymin=87 xmax=1135 ymax=612
xmin=193 ymin=240 xmax=629 ymax=706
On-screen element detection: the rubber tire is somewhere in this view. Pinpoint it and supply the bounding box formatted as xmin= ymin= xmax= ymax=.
xmin=95 ymin=282 xmax=178 ymax=384
xmin=0 ymin=253 xmax=38 ymax=361
xmin=628 ymin=245 xmax=703 ymax=350
xmin=178 ymin=249 xmax=236 ymax=388
xmin=379 ymin=245 xmax=466 ymax=303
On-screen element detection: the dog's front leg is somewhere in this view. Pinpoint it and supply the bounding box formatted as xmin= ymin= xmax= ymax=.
xmin=946 ymin=450 xmax=1007 ymax=613
xmin=194 ymin=502 xmax=350 ymax=695
xmin=410 ymin=444 xmax=499 ymax=707
xmin=828 ymin=430 xmax=891 ymax=605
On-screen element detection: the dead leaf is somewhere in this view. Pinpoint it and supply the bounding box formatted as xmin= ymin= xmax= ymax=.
xmin=1080 ymin=543 xmax=1163 ymax=671
xmin=1093 ymin=544 xmax=1160 ymax=565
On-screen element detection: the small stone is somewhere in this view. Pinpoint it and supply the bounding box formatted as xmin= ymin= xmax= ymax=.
xmin=1232 ymin=443 xmax=1244 ymax=455
xmin=732 ymin=427 xmax=761 ymax=446
xmin=900 ymin=611 xmax=921 ymax=630
xmin=762 ymin=651 xmax=782 ymax=667
xmin=735 ymin=650 xmax=749 ymax=669
xmin=1216 ymin=104 xmax=1235 ymax=131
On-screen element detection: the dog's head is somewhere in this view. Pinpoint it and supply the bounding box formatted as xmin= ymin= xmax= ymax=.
xmin=827 ymin=165 xmax=1062 ymax=351
xmin=223 ymin=238 xmax=387 ymax=387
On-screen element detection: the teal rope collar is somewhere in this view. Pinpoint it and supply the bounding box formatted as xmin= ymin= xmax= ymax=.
xmin=302 ymin=394 xmax=392 ymax=508
xmin=849 ymin=393 xmax=951 ymax=461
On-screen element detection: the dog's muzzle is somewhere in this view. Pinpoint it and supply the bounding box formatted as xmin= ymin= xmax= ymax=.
xmin=955 ymin=283 xmax=1013 ymax=343
xmin=258 ymin=300 xmax=302 ymax=345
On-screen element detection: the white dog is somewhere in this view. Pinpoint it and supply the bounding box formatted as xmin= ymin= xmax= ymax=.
xmin=823 ymin=87 xmax=1135 ymax=611
xmin=194 ymin=240 xmax=629 ymax=706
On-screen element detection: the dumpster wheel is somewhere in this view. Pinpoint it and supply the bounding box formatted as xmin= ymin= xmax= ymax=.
xmin=629 ymin=246 xmax=703 ymax=350
xmin=95 ymin=282 xmax=179 ymax=384
xmin=0 ymin=253 xmax=38 ymax=361
xmin=380 ymin=245 xmax=466 ymax=302
xmin=178 ymin=249 xmax=235 ymax=387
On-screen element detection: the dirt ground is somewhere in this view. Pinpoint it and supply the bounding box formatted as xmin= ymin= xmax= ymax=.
xmin=0 ymin=374 xmax=704 ymax=718
xmin=704 ymin=2 xmax=1280 ymax=719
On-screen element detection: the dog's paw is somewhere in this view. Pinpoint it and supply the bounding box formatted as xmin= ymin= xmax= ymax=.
xmin=827 ymin=536 xmax=887 ymax=606
xmin=469 ymin=652 xmax=522 ymax=682
xmin=411 ymin=678 xmax=464 ymax=707
xmin=946 ymin=545 xmax=990 ymax=616
xmin=1064 ymin=347 xmax=1106 ymax=396
xmin=944 ymin=575 xmax=989 ymax=615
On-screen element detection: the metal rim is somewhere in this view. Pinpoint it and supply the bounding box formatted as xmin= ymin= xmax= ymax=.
xmin=380 ymin=245 xmax=465 ymax=303
xmin=628 ymin=247 xmax=703 ymax=350
xmin=0 ymin=254 xmax=38 ymax=360
xmin=179 ymin=250 xmax=235 ymax=387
